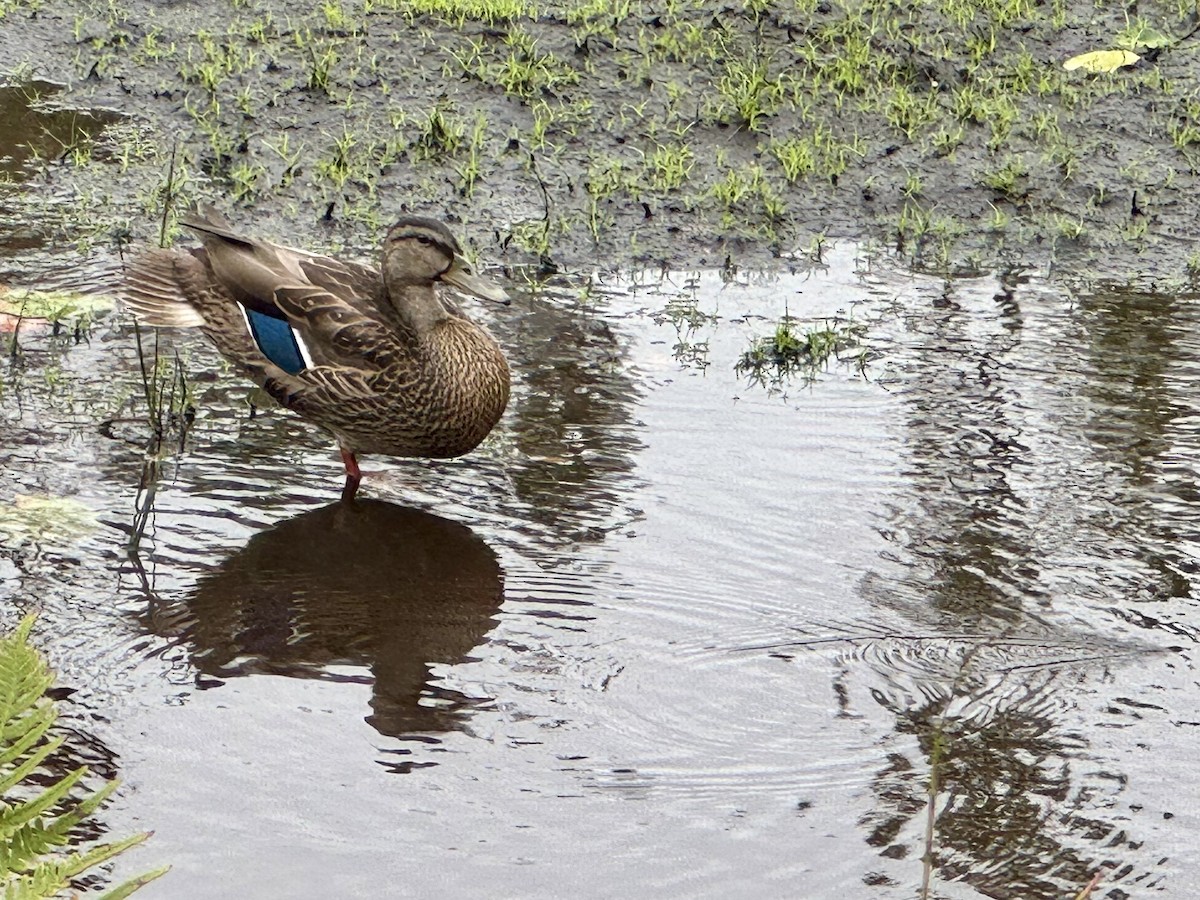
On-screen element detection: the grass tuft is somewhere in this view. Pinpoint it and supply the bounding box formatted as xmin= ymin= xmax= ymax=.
xmin=736 ymin=315 xmax=866 ymax=387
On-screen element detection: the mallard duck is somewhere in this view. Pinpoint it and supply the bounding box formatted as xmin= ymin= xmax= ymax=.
xmin=123 ymin=208 xmax=510 ymax=501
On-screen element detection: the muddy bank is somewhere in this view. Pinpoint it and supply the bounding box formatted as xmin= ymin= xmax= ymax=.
xmin=1 ymin=0 xmax=1200 ymax=279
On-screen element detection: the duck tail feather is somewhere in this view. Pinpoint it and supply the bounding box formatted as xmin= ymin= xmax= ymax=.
xmin=123 ymin=251 xmax=208 ymax=328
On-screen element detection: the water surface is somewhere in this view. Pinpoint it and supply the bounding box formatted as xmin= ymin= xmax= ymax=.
xmin=2 ymin=247 xmax=1198 ymax=898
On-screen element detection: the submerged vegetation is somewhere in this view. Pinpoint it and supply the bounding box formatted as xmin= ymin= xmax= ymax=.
xmin=0 ymin=289 xmax=112 ymax=343
xmin=0 ymin=0 xmax=1199 ymax=276
xmin=0 ymin=616 xmax=167 ymax=897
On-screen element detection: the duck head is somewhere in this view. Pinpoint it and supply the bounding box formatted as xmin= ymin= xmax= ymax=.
xmin=381 ymin=217 xmax=509 ymax=309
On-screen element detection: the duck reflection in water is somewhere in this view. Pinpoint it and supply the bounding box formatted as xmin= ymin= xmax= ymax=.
xmin=165 ymin=499 xmax=503 ymax=737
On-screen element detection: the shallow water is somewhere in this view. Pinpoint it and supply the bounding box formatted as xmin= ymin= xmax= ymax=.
xmin=0 ymin=80 xmax=119 ymax=181
xmin=2 ymin=246 xmax=1200 ymax=898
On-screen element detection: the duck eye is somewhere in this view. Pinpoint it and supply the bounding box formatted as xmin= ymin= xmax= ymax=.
xmin=416 ymin=235 xmax=432 ymax=245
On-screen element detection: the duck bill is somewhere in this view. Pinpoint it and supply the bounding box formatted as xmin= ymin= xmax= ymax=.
xmin=441 ymin=255 xmax=510 ymax=304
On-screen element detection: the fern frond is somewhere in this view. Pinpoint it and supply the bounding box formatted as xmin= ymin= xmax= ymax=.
xmin=0 ymin=652 xmax=52 ymax=747
xmin=0 ymin=762 xmax=86 ymax=836
xmin=1 ymin=831 xmax=160 ymax=897
xmin=48 ymin=830 xmax=152 ymax=881
xmin=98 ymin=862 xmax=171 ymax=899
xmin=0 ymin=705 xmax=55 ymax=769
xmin=1 ymin=839 xmax=168 ymax=900
xmin=0 ymin=816 xmax=69 ymax=875
xmin=0 ymin=615 xmax=167 ymax=896
xmin=0 ymin=736 xmax=66 ymax=797
xmin=45 ymin=778 xmax=119 ymax=840
xmin=0 ymin=780 xmax=128 ymax=874
xmin=7 ymin=619 xmax=33 ymax=646
xmin=0 ymin=618 xmax=53 ymax=754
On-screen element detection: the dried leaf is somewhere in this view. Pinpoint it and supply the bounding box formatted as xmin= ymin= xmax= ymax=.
xmin=1063 ymin=49 xmax=1141 ymax=73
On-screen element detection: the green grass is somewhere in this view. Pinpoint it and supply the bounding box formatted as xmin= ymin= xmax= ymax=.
xmin=314 ymin=127 xmax=359 ymax=188
xmin=736 ymin=315 xmax=866 ymax=387
xmin=768 ymin=126 xmax=863 ymax=183
xmin=413 ymin=102 xmax=466 ymax=159
xmin=307 ymin=42 xmax=340 ymax=93
xmin=453 ymin=27 xmax=579 ymax=101
xmin=0 ymin=0 xmax=42 ymax=17
xmin=982 ymin=155 xmax=1028 ymax=196
xmin=647 ymin=141 xmax=694 ymax=192
xmin=382 ymin=0 xmax=534 ymax=26
xmin=717 ymin=57 xmax=787 ymax=132
xmin=457 ymin=112 xmax=489 ymax=195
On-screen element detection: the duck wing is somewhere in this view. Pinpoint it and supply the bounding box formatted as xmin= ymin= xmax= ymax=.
xmin=129 ymin=211 xmax=406 ymax=400
xmin=295 ymin=255 xmax=383 ymax=312
xmin=181 ymin=211 xmax=380 ymax=317
xmin=272 ymin=284 xmax=406 ymax=371
xmin=256 ymin=285 xmax=404 ymax=419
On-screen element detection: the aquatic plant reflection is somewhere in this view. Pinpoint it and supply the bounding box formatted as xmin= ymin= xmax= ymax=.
xmin=854 ymin=273 xmax=1178 ymax=896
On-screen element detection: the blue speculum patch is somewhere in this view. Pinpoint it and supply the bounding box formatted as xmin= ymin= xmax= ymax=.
xmin=245 ymin=308 xmax=306 ymax=375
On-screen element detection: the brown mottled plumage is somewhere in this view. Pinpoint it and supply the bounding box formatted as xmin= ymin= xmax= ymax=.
xmin=123 ymin=208 xmax=510 ymax=501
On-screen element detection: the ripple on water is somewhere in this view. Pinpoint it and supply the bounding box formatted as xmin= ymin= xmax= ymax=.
xmin=488 ymin=265 xmax=904 ymax=825
xmin=4 ymin=251 xmax=1200 ymax=898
